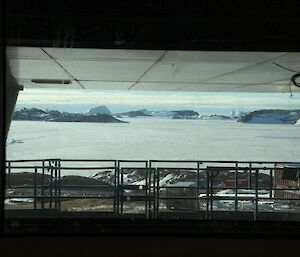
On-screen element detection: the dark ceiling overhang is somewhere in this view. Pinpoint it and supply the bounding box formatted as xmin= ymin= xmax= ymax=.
xmin=5 ymin=0 xmax=300 ymax=51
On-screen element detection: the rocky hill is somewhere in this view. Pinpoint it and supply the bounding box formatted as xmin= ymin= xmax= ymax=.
xmin=116 ymin=109 xmax=199 ymax=119
xmin=199 ymin=114 xmax=232 ymax=120
xmin=116 ymin=110 xmax=152 ymax=118
xmin=171 ymin=110 xmax=199 ymax=119
xmin=238 ymin=109 xmax=300 ymax=124
xmin=13 ymin=108 xmax=126 ymax=123
xmin=87 ymin=105 xmax=112 ymax=115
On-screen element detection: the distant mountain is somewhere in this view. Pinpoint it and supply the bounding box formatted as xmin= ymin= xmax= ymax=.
xmin=238 ymin=109 xmax=300 ymax=124
xmin=115 ymin=109 xmax=153 ymax=118
xmin=90 ymin=168 xmax=272 ymax=188
xmin=13 ymin=108 xmax=126 ymax=123
xmin=88 ymin=105 xmax=112 ymax=115
xmin=6 ymin=172 xmax=109 ymax=187
xmin=115 ymin=109 xmax=199 ymax=119
xmin=12 ymin=108 xmax=48 ymax=121
xmin=199 ymin=114 xmax=232 ymax=120
xmin=171 ymin=110 xmax=199 ymax=119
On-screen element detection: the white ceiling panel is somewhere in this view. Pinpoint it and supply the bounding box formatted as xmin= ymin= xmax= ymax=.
xmin=133 ymin=82 xmax=191 ymax=91
xmin=8 ymin=59 xmax=71 ymax=80
xmin=6 ymin=47 xmax=48 ymax=60
xmin=6 ymin=47 xmax=300 ymax=93
xmin=80 ymin=81 xmax=133 ymax=90
xmin=140 ymin=61 xmax=251 ymax=83
xmin=59 ymin=60 xmax=153 ymax=81
xmin=207 ymin=64 xmax=290 ymax=84
xmin=182 ymin=83 xmax=251 ymax=92
xmin=163 ymin=51 xmax=284 ymax=63
xmin=224 ymin=83 xmax=300 ymax=93
xmin=182 ymin=81 xmax=300 ymax=93
xmin=271 ymin=53 xmax=300 ymax=66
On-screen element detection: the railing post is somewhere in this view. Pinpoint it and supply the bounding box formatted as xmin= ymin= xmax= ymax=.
xmin=34 ymin=166 xmax=37 ymax=210
xmin=270 ymin=168 xmax=273 ymax=199
xmin=41 ymin=160 xmax=45 ymax=209
xmin=210 ymin=169 xmax=213 ymax=220
xmin=249 ymin=163 xmax=252 ymax=189
xmin=235 ymin=162 xmax=238 ymax=211
xmin=49 ymin=160 xmax=53 ymax=209
xmin=206 ymin=168 xmax=210 ymax=220
xmin=156 ymin=168 xmax=160 ymax=219
xmin=196 ymin=162 xmax=200 ymax=212
xmin=113 ymin=160 xmax=118 ymax=215
xmin=120 ymin=165 xmax=124 ymax=214
xmin=148 ymin=161 xmax=153 ymax=219
xmin=145 ymin=161 xmax=148 ymax=218
xmin=54 ymin=160 xmax=58 ymax=209
xmin=153 ymin=167 xmax=157 ymax=219
xmin=8 ymin=161 xmax=11 ymax=188
xmin=58 ymin=160 xmax=61 ymax=212
xmin=255 ymin=169 xmax=259 ymax=221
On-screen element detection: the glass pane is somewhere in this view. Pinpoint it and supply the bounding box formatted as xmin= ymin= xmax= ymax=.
xmin=5 ymin=47 xmax=300 ymax=225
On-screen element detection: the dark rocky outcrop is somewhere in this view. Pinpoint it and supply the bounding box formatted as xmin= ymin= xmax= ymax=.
xmin=238 ymin=109 xmax=300 ymax=124
xmin=115 ymin=110 xmax=152 ymax=117
xmin=198 ymin=114 xmax=232 ymax=120
xmin=171 ymin=110 xmax=199 ymax=119
xmin=13 ymin=108 xmax=126 ymax=123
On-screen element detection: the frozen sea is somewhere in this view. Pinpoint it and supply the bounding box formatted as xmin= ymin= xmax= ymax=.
xmin=6 ymin=118 xmax=300 ymax=163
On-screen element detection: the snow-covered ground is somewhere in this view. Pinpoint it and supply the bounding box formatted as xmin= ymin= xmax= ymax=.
xmin=6 ymin=118 xmax=300 ymax=176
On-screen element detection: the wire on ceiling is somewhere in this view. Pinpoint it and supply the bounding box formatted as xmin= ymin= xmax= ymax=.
xmin=273 ymin=62 xmax=300 ymax=97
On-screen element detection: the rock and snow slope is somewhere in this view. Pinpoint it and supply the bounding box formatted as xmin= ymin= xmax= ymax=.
xmin=13 ymin=108 xmax=125 ymax=123
xmin=238 ymin=109 xmax=300 ymax=124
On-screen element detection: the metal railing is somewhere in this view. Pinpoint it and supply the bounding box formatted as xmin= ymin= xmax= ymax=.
xmin=4 ymin=159 xmax=300 ymax=220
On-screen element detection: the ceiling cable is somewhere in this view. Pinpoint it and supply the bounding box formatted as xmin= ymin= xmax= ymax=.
xmin=273 ymin=62 xmax=300 ymax=97
xmin=40 ymin=47 xmax=85 ymax=89
xmin=128 ymin=50 xmax=168 ymax=90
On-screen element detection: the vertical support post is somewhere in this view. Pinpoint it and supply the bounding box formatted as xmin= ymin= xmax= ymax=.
xmin=116 ymin=160 xmax=120 ymax=215
xmin=249 ymin=163 xmax=252 ymax=189
xmin=255 ymin=169 xmax=259 ymax=221
xmin=41 ymin=160 xmax=45 ymax=209
xmin=49 ymin=161 xmax=53 ymax=209
xmin=206 ymin=168 xmax=210 ymax=220
xmin=145 ymin=162 xmax=148 ymax=218
xmin=54 ymin=161 xmax=58 ymax=209
xmin=269 ymin=168 xmax=273 ymax=199
xmin=148 ymin=161 xmax=153 ymax=219
xmin=210 ymin=169 xmax=213 ymax=220
xmin=152 ymin=167 xmax=157 ymax=219
xmin=8 ymin=161 xmax=11 ymax=188
xmin=235 ymin=162 xmax=238 ymax=211
xmin=113 ymin=160 xmax=117 ymax=215
xmin=58 ymin=160 xmax=61 ymax=212
xmin=34 ymin=167 xmax=37 ymax=210
xmin=120 ymin=166 xmax=124 ymax=214
xmin=196 ymin=162 xmax=200 ymax=212
xmin=156 ymin=168 xmax=160 ymax=219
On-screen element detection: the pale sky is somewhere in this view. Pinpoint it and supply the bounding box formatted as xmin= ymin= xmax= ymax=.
xmin=17 ymin=88 xmax=300 ymax=110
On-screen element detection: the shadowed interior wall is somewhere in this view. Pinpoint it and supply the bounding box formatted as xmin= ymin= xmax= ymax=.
xmin=5 ymin=60 xmax=20 ymax=140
